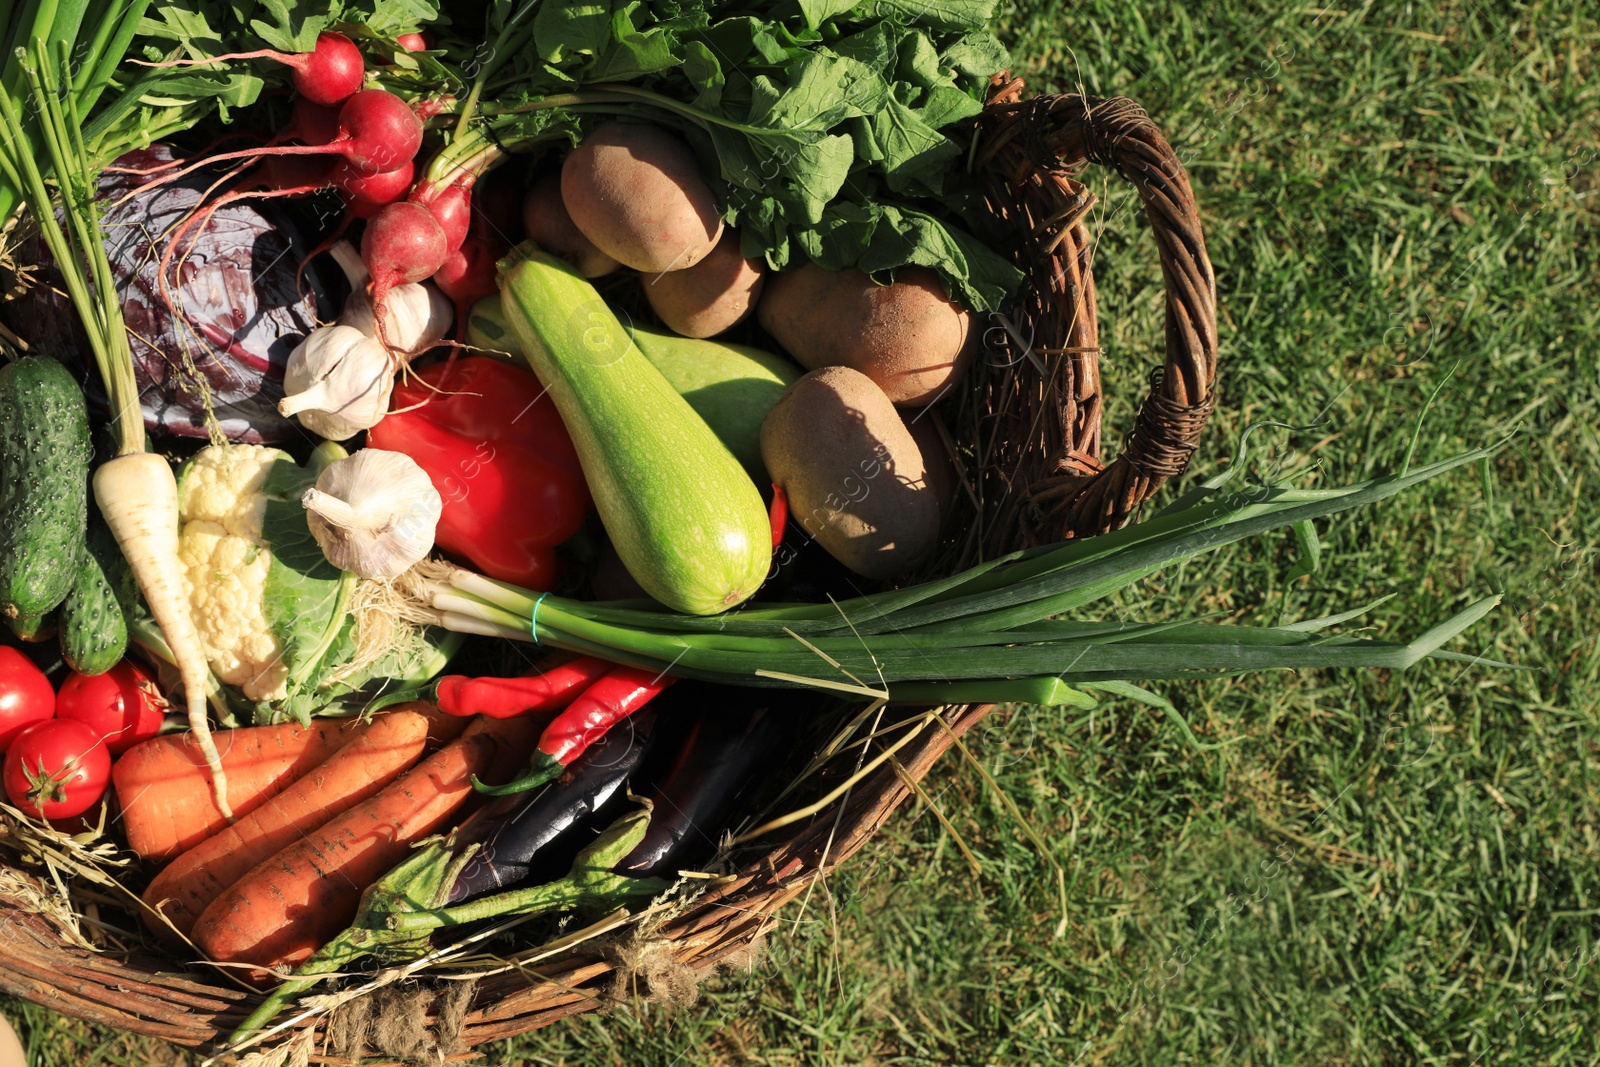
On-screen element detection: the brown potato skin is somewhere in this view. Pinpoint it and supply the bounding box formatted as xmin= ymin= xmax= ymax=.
xmin=561 ymin=121 xmax=724 ymax=273
xmin=643 ymin=229 xmax=765 ymax=338
xmin=906 ymin=413 xmax=959 ymax=527
xmin=522 ymin=174 xmax=619 ymax=278
xmin=760 ymin=367 xmax=940 ymax=580
xmin=757 ymin=263 xmax=973 ymax=406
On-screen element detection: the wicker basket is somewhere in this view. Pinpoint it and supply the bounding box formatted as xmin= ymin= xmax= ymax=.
xmin=0 ymin=79 xmax=1216 ymax=1058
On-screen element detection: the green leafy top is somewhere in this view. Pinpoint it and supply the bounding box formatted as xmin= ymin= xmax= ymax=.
xmin=440 ymin=0 xmax=1021 ymax=309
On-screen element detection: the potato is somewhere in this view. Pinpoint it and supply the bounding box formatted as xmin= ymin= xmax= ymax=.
xmin=906 ymin=413 xmax=960 ymax=525
xmin=561 ymin=121 xmax=724 ymax=273
xmin=757 ymin=263 xmax=973 ymax=407
xmin=643 ymin=229 xmax=765 ymax=338
xmin=521 ymin=174 xmax=619 ymax=278
xmin=760 ymin=366 xmax=940 ymax=580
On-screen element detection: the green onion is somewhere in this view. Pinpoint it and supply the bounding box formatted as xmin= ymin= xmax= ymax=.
xmin=403 ymin=446 xmax=1511 ymax=705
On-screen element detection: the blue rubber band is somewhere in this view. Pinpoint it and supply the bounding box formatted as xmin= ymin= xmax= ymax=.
xmin=529 ymin=592 xmax=551 ymax=644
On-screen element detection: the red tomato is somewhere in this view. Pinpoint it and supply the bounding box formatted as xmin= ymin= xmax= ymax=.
xmin=4 ymin=719 xmax=111 ymax=820
xmin=55 ymin=661 xmax=167 ymax=754
xmin=0 ymin=646 xmax=55 ymax=752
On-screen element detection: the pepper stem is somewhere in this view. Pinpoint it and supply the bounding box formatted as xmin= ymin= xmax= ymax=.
xmin=470 ymin=751 xmax=562 ymax=796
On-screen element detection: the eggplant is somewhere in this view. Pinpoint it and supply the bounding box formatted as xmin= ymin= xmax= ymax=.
xmin=616 ymin=693 xmax=793 ymax=878
xmin=448 ymin=708 xmax=657 ymax=903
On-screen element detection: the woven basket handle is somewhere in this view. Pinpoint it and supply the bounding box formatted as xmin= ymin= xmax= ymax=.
xmin=976 ymin=90 xmax=1219 ymax=542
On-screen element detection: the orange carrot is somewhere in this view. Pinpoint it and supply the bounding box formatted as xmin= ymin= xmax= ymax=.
xmin=113 ymin=719 xmax=357 ymax=860
xmin=141 ymin=709 xmax=435 ymax=941
xmin=190 ymin=714 xmax=543 ymax=978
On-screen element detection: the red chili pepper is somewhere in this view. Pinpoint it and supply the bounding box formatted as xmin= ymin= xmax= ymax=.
xmin=433 ymin=656 xmax=613 ymax=719
xmin=769 ymin=483 xmax=788 ymax=548
xmin=368 ymin=357 xmax=592 ymax=588
xmin=473 ymin=665 xmax=675 ymax=795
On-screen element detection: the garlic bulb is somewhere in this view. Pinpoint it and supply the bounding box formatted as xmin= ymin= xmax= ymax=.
xmin=278 ymin=324 xmax=396 ymax=441
xmin=302 ymin=449 xmax=443 ymax=579
xmin=330 ymin=240 xmax=454 ymax=355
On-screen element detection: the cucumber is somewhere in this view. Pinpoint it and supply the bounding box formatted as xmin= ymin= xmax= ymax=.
xmin=60 ymin=522 xmax=129 ymax=675
xmin=0 ymin=356 xmax=91 ymax=620
xmin=471 ymin=297 xmax=800 ymax=478
xmin=6 ymin=612 xmax=55 ymax=643
xmin=629 ymin=328 xmax=800 ymax=478
xmin=499 ymin=246 xmax=770 ymax=616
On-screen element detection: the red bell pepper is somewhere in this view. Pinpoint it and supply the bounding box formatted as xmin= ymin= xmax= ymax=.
xmin=369 ymin=356 xmax=591 ymax=589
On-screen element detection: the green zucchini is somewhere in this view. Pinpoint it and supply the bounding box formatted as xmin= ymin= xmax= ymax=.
xmin=0 ymin=356 xmax=91 ymax=620
xmin=499 ymin=246 xmax=771 ymax=616
xmin=470 ymin=297 xmax=800 ymax=478
xmin=59 ymin=521 xmax=129 ymax=675
xmin=628 ymin=328 xmax=799 ymax=478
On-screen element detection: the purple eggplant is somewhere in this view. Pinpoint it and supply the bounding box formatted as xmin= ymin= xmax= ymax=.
xmin=616 ymin=695 xmax=793 ymax=878
xmin=8 ymin=144 xmax=338 ymax=443
xmin=448 ymin=708 xmax=658 ymax=903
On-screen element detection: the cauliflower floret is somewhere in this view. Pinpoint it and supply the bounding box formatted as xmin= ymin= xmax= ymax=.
xmin=178 ymin=445 xmax=289 ymax=701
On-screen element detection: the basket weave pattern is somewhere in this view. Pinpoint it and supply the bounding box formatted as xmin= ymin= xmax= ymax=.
xmin=0 ymin=82 xmax=1217 ymax=1056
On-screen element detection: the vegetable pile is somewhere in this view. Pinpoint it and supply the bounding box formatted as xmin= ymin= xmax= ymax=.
xmin=0 ymin=0 xmax=1511 ymax=1051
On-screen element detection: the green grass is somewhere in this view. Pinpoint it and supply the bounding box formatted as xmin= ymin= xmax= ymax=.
xmin=7 ymin=0 xmax=1599 ymax=1062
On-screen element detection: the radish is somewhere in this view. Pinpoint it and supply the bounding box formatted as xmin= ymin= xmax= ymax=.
xmin=284 ymin=98 xmax=342 ymax=146
xmin=140 ymin=31 xmax=365 ymax=107
xmin=120 ymin=90 xmax=423 ymax=203
xmin=411 ymin=182 xmax=472 ymax=254
xmin=335 ymin=158 xmax=415 ymax=218
xmin=398 ymin=32 xmax=430 ymax=52
xmin=361 ymin=202 xmax=450 ymax=349
xmin=434 ymin=235 xmax=500 ymax=338
xmin=256 ymin=154 xmax=336 ymax=192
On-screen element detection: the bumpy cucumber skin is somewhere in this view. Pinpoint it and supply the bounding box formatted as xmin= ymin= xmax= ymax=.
xmin=500 ymin=246 xmax=771 ymax=616
xmin=60 ymin=524 xmax=129 ymax=676
xmin=0 ymin=357 xmax=91 ymax=620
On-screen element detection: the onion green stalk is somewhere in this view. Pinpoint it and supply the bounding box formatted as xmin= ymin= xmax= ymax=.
xmin=401 ymin=446 xmax=1512 ymax=705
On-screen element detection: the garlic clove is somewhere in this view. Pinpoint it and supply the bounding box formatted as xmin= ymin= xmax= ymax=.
xmin=302 ymin=449 xmax=443 ymax=579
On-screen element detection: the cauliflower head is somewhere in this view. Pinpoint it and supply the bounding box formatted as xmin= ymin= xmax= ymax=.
xmin=178 ymin=444 xmax=288 ymax=701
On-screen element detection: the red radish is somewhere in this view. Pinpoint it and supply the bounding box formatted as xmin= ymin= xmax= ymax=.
xmin=284 ymin=98 xmax=342 ymax=146
xmin=137 ymin=32 xmax=364 ymax=107
xmin=330 ymin=90 xmax=425 ymax=174
xmin=119 ymin=90 xmax=423 ymax=203
xmin=255 ymin=154 xmax=335 ymax=191
xmin=434 ymin=235 xmax=500 ymax=337
xmin=361 ymin=201 xmax=450 ymax=348
xmin=398 ymin=32 xmax=430 ymax=52
xmin=334 ymin=158 xmax=415 ymax=218
xmin=411 ymin=182 xmax=472 ymax=254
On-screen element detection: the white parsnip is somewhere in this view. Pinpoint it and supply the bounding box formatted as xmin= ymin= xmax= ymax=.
xmin=93 ymin=453 xmax=231 ymax=819
xmin=2 ymin=52 xmax=233 ymax=817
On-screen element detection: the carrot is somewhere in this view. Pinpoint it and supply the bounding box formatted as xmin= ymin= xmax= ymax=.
xmin=94 ymin=453 xmax=232 ymax=817
xmin=113 ymin=718 xmax=355 ymax=861
xmin=142 ymin=709 xmax=434 ymax=941
xmin=191 ymin=713 xmax=544 ymax=978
